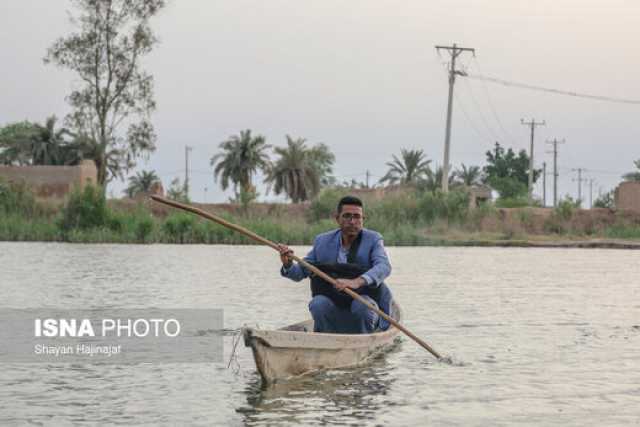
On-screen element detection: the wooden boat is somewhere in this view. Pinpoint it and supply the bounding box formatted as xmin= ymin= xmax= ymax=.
xmin=242 ymin=302 xmax=402 ymax=384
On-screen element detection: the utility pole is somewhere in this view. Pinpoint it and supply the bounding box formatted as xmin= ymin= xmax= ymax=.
xmin=545 ymin=138 xmax=565 ymax=207
xmin=366 ymin=170 xmax=371 ymax=189
xmin=572 ymin=168 xmax=588 ymax=207
xmin=204 ymin=186 xmax=208 ymax=203
xmin=521 ymin=118 xmax=545 ymax=203
xmin=184 ymin=145 xmax=193 ymax=199
xmin=542 ymin=162 xmax=547 ymax=207
xmin=435 ymin=43 xmax=475 ymax=193
xmin=589 ymin=179 xmax=595 ymax=208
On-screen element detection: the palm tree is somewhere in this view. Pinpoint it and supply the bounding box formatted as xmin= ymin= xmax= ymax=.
xmin=265 ymin=136 xmax=329 ymax=202
xmin=307 ymin=143 xmax=336 ymax=186
xmin=623 ymin=160 xmax=640 ymax=182
xmin=454 ymin=163 xmax=483 ymax=186
xmin=124 ymin=170 xmax=161 ymax=198
xmin=210 ymin=130 xmax=270 ymax=198
xmin=0 ymin=116 xmax=86 ymax=166
xmin=0 ymin=121 xmax=36 ymax=165
xmin=379 ymin=149 xmax=431 ymax=185
xmin=166 ymin=177 xmax=189 ymax=203
xmin=420 ymin=166 xmax=455 ymax=193
xmin=58 ymin=134 xmax=93 ymax=166
xmin=31 ymin=116 xmax=75 ymax=165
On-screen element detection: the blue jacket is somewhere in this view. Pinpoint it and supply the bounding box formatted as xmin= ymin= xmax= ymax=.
xmin=281 ymin=228 xmax=394 ymax=330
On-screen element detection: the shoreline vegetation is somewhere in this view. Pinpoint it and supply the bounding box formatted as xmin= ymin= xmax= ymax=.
xmin=2 ymin=181 xmax=640 ymax=248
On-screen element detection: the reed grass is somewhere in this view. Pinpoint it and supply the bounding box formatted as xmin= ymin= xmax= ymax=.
xmin=2 ymin=182 xmax=640 ymax=245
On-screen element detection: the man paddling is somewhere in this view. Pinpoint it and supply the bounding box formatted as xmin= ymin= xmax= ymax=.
xmin=278 ymin=196 xmax=394 ymax=334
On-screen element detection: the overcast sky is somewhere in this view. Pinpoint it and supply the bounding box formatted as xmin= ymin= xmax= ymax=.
xmin=2 ymin=0 xmax=639 ymax=204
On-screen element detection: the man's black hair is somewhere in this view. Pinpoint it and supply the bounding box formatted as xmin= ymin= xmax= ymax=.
xmin=337 ymin=195 xmax=363 ymax=214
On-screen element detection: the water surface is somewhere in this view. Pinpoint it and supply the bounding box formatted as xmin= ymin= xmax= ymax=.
xmin=0 ymin=243 xmax=638 ymax=425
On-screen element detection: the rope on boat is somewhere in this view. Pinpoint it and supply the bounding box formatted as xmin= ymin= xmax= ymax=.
xmin=227 ymin=324 xmax=262 ymax=375
xmin=227 ymin=328 xmax=243 ymax=374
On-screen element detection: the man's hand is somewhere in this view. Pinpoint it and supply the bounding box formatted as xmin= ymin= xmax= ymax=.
xmin=277 ymin=244 xmax=294 ymax=268
xmin=334 ymin=277 xmax=366 ymax=291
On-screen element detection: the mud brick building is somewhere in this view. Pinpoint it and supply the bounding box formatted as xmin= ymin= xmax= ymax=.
xmin=615 ymin=181 xmax=640 ymax=212
xmin=0 ymin=160 xmax=97 ymax=200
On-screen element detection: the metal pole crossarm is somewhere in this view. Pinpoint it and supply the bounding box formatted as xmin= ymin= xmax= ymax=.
xmin=435 ymin=45 xmax=476 ymax=55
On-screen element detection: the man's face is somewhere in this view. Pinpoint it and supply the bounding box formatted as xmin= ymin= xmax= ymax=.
xmin=336 ymin=204 xmax=364 ymax=238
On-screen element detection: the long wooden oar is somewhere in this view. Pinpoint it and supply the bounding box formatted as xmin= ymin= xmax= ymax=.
xmin=151 ymin=195 xmax=443 ymax=360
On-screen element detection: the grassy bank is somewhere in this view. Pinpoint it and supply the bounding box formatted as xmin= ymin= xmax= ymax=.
xmin=2 ymin=180 xmax=640 ymax=246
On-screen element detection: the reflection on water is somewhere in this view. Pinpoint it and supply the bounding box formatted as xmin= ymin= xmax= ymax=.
xmin=239 ymin=351 xmax=399 ymax=426
xmin=0 ymin=243 xmax=639 ymax=425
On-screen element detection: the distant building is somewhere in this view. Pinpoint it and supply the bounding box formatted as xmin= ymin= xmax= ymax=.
xmin=132 ymin=181 xmax=165 ymax=200
xmin=347 ymin=185 xmax=410 ymax=201
xmin=615 ymin=181 xmax=640 ymax=211
xmin=468 ymin=185 xmax=492 ymax=208
xmin=0 ymin=160 xmax=97 ymax=200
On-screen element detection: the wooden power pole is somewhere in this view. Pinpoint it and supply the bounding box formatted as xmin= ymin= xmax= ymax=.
xmin=545 ymin=138 xmax=565 ymax=207
xmin=521 ymin=118 xmax=545 ymax=203
xmin=435 ymin=43 xmax=475 ymax=193
xmin=572 ymin=168 xmax=588 ymax=207
xmin=542 ymin=162 xmax=547 ymax=207
xmin=185 ymin=145 xmax=193 ymax=199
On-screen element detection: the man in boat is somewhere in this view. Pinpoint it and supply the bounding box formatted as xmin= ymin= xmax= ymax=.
xmin=277 ymin=196 xmax=393 ymax=334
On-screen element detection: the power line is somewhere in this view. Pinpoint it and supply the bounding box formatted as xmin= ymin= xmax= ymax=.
xmin=439 ymin=60 xmax=495 ymax=150
xmin=559 ymin=166 xmax=626 ymax=176
xmin=470 ymin=57 xmax=518 ymax=145
xmin=453 ymin=89 xmax=495 ymax=145
xmin=461 ymin=76 xmax=503 ymax=143
xmin=575 ymin=168 xmax=625 ymax=176
xmin=465 ymin=74 xmax=640 ymax=105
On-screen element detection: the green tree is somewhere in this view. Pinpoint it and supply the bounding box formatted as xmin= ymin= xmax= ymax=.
xmin=31 ymin=116 xmax=65 ymax=165
xmin=58 ymin=133 xmax=97 ymax=166
xmin=265 ymin=136 xmax=332 ymax=202
xmin=44 ymin=0 xmax=165 ymax=185
xmin=59 ymin=184 xmax=109 ymax=231
xmin=124 ymin=170 xmax=160 ymax=198
xmin=0 ymin=117 xmax=83 ymax=166
xmin=418 ymin=166 xmax=455 ymax=193
xmin=307 ymin=143 xmax=336 ymax=186
xmin=622 ymin=160 xmax=640 ymax=182
xmin=166 ymin=177 xmax=189 ymax=203
xmin=210 ymin=129 xmax=271 ymax=201
xmin=454 ymin=163 xmax=483 ymax=186
xmin=0 ymin=177 xmax=38 ymax=216
xmin=0 ymin=121 xmax=39 ymax=165
xmin=594 ymin=190 xmax=615 ymax=208
xmin=483 ymin=142 xmax=540 ymax=199
xmin=379 ymin=149 xmax=431 ymax=185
